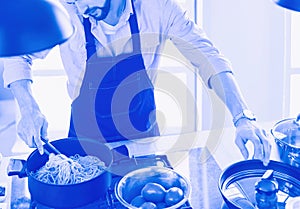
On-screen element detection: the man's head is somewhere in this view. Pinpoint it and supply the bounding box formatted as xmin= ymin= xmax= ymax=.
xmin=66 ymin=0 xmax=111 ymax=21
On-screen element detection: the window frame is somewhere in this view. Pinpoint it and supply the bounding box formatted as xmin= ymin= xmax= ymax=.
xmin=283 ymin=11 xmax=300 ymax=117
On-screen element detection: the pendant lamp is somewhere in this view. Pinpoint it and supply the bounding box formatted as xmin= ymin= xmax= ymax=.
xmin=0 ymin=0 xmax=74 ymax=57
xmin=273 ymin=0 xmax=300 ymax=12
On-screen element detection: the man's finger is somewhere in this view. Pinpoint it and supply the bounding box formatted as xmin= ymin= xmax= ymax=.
xmin=41 ymin=120 xmax=48 ymax=139
xmin=262 ymin=141 xmax=271 ymax=166
xmin=34 ymin=132 xmax=44 ymax=155
xmin=24 ymin=134 xmax=34 ymax=147
xmin=17 ymin=131 xmax=26 ymax=143
xmin=235 ymin=135 xmax=249 ymax=159
xmin=249 ymin=135 xmax=264 ymax=160
xmin=259 ymin=136 xmax=272 ymax=166
xmin=256 ymin=130 xmax=272 ymax=166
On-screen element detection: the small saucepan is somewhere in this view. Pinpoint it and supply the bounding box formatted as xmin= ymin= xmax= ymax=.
xmin=8 ymin=137 xmax=114 ymax=208
xmin=270 ymin=114 xmax=300 ymax=167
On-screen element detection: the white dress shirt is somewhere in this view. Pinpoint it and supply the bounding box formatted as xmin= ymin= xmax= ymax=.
xmin=2 ymin=0 xmax=232 ymax=100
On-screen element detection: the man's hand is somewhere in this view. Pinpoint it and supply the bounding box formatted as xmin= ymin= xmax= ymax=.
xmin=10 ymin=79 xmax=48 ymax=155
xmin=17 ymin=108 xmax=48 ymax=155
xmin=235 ymin=119 xmax=272 ymax=166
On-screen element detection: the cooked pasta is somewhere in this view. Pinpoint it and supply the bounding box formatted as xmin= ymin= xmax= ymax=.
xmin=32 ymin=153 xmax=106 ymax=185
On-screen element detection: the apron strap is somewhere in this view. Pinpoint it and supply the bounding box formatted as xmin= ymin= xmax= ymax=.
xmin=83 ymin=18 xmax=96 ymax=60
xmin=128 ymin=0 xmax=142 ymax=53
xmin=83 ymin=1 xmax=142 ymax=59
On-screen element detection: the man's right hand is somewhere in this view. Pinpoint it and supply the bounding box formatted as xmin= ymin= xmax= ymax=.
xmin=10 ymin=79 xmax=48 ymax=155
xmin=17 ymin=108 xmax=48 ymax=155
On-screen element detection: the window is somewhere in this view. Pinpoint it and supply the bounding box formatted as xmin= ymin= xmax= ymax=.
xmin=284 ymin=11 xmax=300 ymax=117
xmin=31 ymin=46 xmax=71 ymax=139
xmin=155 ymin=0 xmax=203 ymax=135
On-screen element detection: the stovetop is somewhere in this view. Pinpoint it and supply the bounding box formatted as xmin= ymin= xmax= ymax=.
xmin=11 ymin=155 xmax=193 ymax=209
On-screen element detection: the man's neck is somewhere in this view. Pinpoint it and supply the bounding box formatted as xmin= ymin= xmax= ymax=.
xmin=103 ymin=0 xmax=126 ymax=26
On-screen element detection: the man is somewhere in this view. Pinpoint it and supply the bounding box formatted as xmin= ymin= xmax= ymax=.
xmin=2 ymin=0 xmax=271 ymax=164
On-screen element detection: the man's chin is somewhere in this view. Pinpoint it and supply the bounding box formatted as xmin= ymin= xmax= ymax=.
xmin=91 ymin=14 xmax=108 ymax=21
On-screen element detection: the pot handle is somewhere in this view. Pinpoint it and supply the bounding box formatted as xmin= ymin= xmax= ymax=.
xmin=111 ymin=145 xmax=130 ymax=163
xmin=6 ymin=159 xmax=27 ymax=178
xmin=297 ymin=113 xmax=300 ymax=122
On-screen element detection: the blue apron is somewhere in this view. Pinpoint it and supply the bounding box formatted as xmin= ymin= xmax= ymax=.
xmin=68 ymin=4 xmax=159 ymax=143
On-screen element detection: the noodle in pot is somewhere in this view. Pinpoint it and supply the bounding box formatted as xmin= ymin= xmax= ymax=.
xmin=32 ymin=153 xmax=106 ymax=185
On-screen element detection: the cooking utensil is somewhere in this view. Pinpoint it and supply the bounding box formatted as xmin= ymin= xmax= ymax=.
xmin=115 ymin=166 xmax=191 ymax=209
xmin=218 ymin=160 xmax=300 ymax=209
xmin=271 ymin=115 xmax=300 ymax=167
xmin=39 ymin=137 xmax=71 ymax=162
xmin=40 ymin=137 xmax=63 ymax=155
xmin=7 ymin=137 xmax=114 ymax=208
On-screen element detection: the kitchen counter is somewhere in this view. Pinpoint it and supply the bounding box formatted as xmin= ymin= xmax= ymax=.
xmin=0 ymin=99 xmax=281 ymax=208
xmin=104 ymin=122 xmax=280 ymax=208
xmin=0 ymin=118 xmax=281 ymax=209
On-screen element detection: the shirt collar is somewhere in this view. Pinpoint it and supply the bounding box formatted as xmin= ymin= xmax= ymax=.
xmin=120 ymin=0 xmax=134 ymax=22
xmin=126 ymin=0 xmax=134 ymax=16
xmin=96 ymin=0 xmax=134 ymax=33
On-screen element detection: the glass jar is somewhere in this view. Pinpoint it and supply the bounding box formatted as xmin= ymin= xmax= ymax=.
xmin=255 ymin=173 xmax=278 ymax=209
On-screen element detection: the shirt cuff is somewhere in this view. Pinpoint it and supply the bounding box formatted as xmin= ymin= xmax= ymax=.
xmin=2 ymin=57 xmax=33 ymax=88
xmin=207 ymin=70 xmax=233 ymax=89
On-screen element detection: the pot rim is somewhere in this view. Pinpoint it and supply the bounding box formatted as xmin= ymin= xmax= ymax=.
xmin=271 ymin=118 xmax=300 ymax=149
xmin=26 ymin=137 xmax=114 ymax=187
xmin=218 ymin=159 xmax=300 ymax=209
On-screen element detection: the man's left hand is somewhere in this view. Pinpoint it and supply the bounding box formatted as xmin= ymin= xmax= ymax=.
xmin=235 ymin=119 xmax=272 ymax=166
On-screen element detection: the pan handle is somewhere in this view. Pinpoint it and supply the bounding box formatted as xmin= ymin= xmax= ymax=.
xmin=7 ymin=159 xmax=27 ymax=178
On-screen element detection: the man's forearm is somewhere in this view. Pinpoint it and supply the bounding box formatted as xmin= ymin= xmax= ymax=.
xmin=9 ymin=79 xmax=47 ymax=154
xmin=209 ymin=71 xmax=249 ymax=119
xmin=9 ymin=79 xmax=40 ymax=113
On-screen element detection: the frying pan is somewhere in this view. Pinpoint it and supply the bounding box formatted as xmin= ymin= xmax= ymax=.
xmin=218 ymin=160 xmax=300 ymax=209
xmin=8 ymin=137 xmax=115 ymax=208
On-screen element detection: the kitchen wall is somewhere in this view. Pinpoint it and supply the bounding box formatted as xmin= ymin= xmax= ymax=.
xmin=0 ymin=0 xmax=288 ymax=136
xmin=201 ymin=0 xmax=286 ymax=129
xmin=0 ymin=1 xmax=199 ymax=143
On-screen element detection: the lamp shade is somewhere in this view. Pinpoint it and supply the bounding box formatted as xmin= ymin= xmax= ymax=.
xmin=0 ymin=0 xmax=74 ymax=57
xmin=273 ymin=0 xmax=300 ymax=12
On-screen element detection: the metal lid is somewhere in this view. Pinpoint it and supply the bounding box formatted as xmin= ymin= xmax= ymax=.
xmin=271 ymin=115 xmax=300 ymax=148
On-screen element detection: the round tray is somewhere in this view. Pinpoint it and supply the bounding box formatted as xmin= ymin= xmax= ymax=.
xmin=218 ymin=160 xmax=300 ymax=209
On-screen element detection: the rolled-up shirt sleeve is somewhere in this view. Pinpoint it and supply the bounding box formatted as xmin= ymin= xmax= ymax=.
xmin=2 ymin=56 xmax=33 ymax=88
xmin=2 ymin=50 xmax=50 ymax=88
